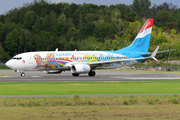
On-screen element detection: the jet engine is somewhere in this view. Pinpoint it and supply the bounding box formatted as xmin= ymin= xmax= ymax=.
xmin=71 ymin=64 xmax=91 ymax=74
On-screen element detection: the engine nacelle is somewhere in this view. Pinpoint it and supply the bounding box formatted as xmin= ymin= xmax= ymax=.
xmin=44 ymin=70 xmax=62 ymax=74
xmin=71 ymin=64 xmax=91 ymax=74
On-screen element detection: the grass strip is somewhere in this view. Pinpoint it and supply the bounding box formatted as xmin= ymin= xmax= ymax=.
xmin=0 ymin=81 xmax=180 ymax=95
xmin=0 ymin=104 xmax=180 ymax=120
xmin=0 ymin=95 xmax=180 ymax=107
xmin=0 ymin=65 xmax=11 ymax=70
xmin=0 ymin=96 xmax=180 ymax=119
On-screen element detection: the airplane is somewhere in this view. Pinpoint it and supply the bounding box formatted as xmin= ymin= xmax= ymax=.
xmin=5 ymin=18 xmax=164 ymax=77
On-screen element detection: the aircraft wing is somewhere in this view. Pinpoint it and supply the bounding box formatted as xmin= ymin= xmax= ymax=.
xmin=89 ymin=46 xmax=160 ymax=66
xmin=141 ymin=49 xmax=175 ymax=56
xmin=89 ymin=58 xmax=144 ymax=66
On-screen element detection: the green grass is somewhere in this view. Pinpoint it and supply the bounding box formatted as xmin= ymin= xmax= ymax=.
xmin=0 ymin=81 xmax=180 ymax=95
xmin=0 ymin=104 xmax=180 ymax=120
xmin=0 ymin=65 xmax=11 ymax=70
xmin=0 ymin=75 xmax=12 ymax=76
xmin=0 ymin=96 xmax=180 ymax=107
xmin=0 ymin=96 xmax=180 ymax=120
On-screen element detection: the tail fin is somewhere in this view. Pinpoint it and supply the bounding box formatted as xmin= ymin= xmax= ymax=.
xmin=119 ymin=19 xmax=154 ymax=52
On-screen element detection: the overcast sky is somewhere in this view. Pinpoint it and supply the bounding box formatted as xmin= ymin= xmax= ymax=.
xmin=0 ymin=0 xmax=179 ymax=15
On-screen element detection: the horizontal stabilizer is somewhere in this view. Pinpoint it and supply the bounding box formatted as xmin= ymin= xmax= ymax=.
xmin=141 ymin=49 xmax=175 ymax=56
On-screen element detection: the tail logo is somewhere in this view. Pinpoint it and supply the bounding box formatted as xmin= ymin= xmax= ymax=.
xmin=140 ymin=19 xmax=153 ymax=33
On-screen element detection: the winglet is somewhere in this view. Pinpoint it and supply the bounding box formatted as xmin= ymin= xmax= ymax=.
xmin=150 ymin=45 xmax=160 ymax=62
xmin=55 ymin=47 xmax=59 ymax=52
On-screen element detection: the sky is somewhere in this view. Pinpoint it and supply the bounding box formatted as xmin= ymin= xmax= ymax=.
xmin=0 ymin=0 xmax=179 ymax=15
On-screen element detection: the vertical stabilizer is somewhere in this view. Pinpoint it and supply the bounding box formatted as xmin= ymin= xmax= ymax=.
xmin=119 ymin=19 xmax=154 ymax=52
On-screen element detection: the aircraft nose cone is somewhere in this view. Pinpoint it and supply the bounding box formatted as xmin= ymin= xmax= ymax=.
xmin=5 ymin=60 xmax=13 ymax=69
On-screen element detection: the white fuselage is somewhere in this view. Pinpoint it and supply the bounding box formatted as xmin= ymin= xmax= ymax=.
xmin=6 ymin=51 xmax=137 ymax=71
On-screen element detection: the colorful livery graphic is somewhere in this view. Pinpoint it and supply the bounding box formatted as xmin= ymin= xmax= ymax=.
xmin=5 ymin=19 xmax=169 ymax=77
xmin=33 ymin=53 xmax=71 ymax=69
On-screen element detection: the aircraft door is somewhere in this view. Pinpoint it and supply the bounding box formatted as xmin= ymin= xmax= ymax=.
xmin=28 ymin=54 xmax=33 ymax=64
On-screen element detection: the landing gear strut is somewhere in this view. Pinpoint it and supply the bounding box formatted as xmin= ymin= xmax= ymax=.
xmin=88 ymin=71 xmax=96 ymax=76
xmin=21 ymin=72 xmax=25 ymax=77
xmin=72 ymin=73 xmax=79 ymax=76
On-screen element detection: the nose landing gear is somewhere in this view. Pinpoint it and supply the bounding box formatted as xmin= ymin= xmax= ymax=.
xmin=21 ymin=72 xmax=25 ymax=77
xmin=15 ymin=70 xmax=25 ymax=77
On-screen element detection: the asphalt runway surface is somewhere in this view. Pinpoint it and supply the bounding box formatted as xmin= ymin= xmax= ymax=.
xmin=1 ymin=70 xmax=180 ymax=82
xmin=0 ymin=70 xmax=180 ymax=98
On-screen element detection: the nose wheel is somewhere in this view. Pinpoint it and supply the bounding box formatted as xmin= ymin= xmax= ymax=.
xmin=21 ymin=72 xmax=25 ymax=77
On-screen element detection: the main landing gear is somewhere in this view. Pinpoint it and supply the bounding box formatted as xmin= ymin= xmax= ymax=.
xmin=72 ymin=71 xmax=96 ymax=77
xmin=88 ymin=71 xmax=96 ymax=76
xmin=72 ymin=73 xmax=79 ymax=76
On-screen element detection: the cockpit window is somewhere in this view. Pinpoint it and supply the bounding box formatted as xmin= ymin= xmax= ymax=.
xmin=12 ymin=57 xmax=22 ymax=60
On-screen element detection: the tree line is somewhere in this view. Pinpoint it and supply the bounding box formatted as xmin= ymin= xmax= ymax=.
xmin=0 ymin=0 xmax=180 ymax=61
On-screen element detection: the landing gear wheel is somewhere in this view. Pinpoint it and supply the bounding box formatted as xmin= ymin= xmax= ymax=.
xmin=21 ymin=72 xmax=25 ymax=77
xmin=72 ymin=73 xmax=79 ymax=76
xmin=88 ymin=71 xmax=96 ymax=76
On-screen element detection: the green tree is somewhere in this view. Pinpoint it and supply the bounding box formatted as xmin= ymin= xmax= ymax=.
xmin=67 ymin=27 xmax=79 ymax=39
xmin=155 ymin=9 xmax=169 ymax=27
xmin=57 ymin=13 xmax=66 ymax=23
xmin=175 ymin=9 xmax=180 ymax=30
xmin=171 ymin=29 xmax=176 ymax=34
xmin=23 ymin=11 xmax=36 ymax=29
xmin=32 ymin=15 xmax=42 ymax=33
xmin=80 ymin=22 xmax=95 ymax=36
xmin=93 ymin=22 xmax=115 ymax=38
xmin=54 ymin=22 xmax=69 ymax=36
xmin=4 ymin=29 xmax=19 ymax=55
xmin=0 ymin=22 xmax=19 ymax=45
xmin=39 ymin=31 xmax=51 ymax=40
xmin=0 ymin=23 xmax=4 ymax=43
xmin=123 ymin=20 xmax=141 ymax=41
xmin=84 ymin=13 xmax=98 ymax=23
xmin=111 ymin=9 xmax=124 ymax=36
xmin=18 ymin=29 xmax=35 ymax=52
xmin=63 ymin=3 xmax=72 ymax=18
xmin=0 ymin=42 xmax=10 ymax=60
xmin=42 ymin=12 xmax=57 ymax=33
xmin=132 ymin=0 xmax=151 ymax=13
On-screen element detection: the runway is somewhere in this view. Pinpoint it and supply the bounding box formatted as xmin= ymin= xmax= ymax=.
xmin=1 ymin=70 xmax=180 ymax=98
xmin=1 ymin=70 xmax=180 ymax=82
